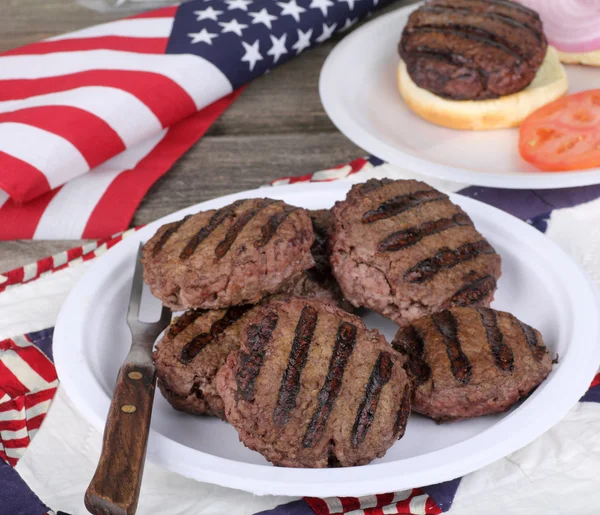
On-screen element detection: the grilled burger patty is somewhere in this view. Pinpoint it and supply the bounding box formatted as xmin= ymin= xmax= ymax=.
xmin=393 ymin=307 xmax=552 ymax=422
xmin=399 ymin=0 xmax=548 ymax=100
xmin=154 ymin=305 xmax=255 ymax=419
xmin=142 ymin=198 xmax=315 ymax=310
xmin=330 ymin=179 xmax=501 ymax=325
xmin=216 ymin=297 xmax=413 ymax=467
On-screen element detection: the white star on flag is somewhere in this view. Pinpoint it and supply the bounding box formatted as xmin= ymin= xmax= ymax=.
xmin=341 ymin=17 xmax=358 ymax=31
xmin=292 ymin=28 xmax=313 ymax=54
xmin=194 ymin=6 xmax=223 ymax=21
xmin=316 ymin=22 xmax=337 ymax=43
xmin=241 ymin=40 xmax=263 ymax=71
xmin=340 ymin=0 xmax=359 ymax=9
xmin=248 ymin=8 xmax=278 ymax=29
xmin=309 ymin=0 xmax=334 ymax=16
xmin=277 ymin=0 xmax=306 ymax=22
xmin=188 ymin=28 xmax=218 ymax=44
xmin=225 ymin=0 xmax=253 ymax=11
xmin=267 ymin=33 xmax=288 ymax=63
xmin=219 ymin=18 xmax=248 ymax=36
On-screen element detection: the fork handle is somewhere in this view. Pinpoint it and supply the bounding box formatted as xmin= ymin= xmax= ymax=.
xmin=85 ymin=362 xmax=157 ymax=515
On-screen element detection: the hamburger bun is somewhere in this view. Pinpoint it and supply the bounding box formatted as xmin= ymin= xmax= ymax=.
xmin=558 ymin=49 xmax=600 ymax=67
xmin=397 ymin=46 xmax=569 ymax=131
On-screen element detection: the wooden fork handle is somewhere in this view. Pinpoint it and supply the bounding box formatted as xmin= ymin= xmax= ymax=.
xmin=85 ymin=362 xmax=157 ymax=515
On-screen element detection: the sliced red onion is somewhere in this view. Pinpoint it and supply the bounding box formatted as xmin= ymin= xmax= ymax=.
xmin=517 ymin=0 xmax=600 ymax=53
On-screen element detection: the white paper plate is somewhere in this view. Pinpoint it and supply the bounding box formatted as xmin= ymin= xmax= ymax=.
xmin=54 ymin=182 xmax=600 ymax=497
xmin=320 ymin=3 xmax=600 ymax=189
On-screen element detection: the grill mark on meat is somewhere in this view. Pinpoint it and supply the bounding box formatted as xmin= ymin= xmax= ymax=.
xmin=378 ymin=212 xmax=472 ymax=252
xmin=450 ymin=275 xmax=497 ymax=307
xmin=255 ymin=205 xmax=297 ymax=248
xmin=152 ymin=215 xmax=191 ymax=257
xmin=405 ymin=240 xmax=495 ymax=283
xmin=351 ymin=352 xmax=394 ymax=446
xmin=180 ymin=305 xmax=253 ymax=364
xmin=432 ymin=310 xmax=472 ymax=384
xmin=477 ymin=307 xmax=514 ymax=372
xmin=416 ymin=6 xmax=543 ymax=44
xmin=215 ymin=199 xmax=276 ymax=259
xmin=236 ymin=310 xmax=279 ymax=402
xmin=180 ymin=200 xmax=245 ymax=260
xmin=431 ymin=0 xmax=541 ymax=21
xmin=273 ymin=305 xmax=318 ymax=428
xmin=362 ymin=190 xmax=447 ymax=224
xmin=167 ymin=309 xmax=205 ymax=339
xmin=519 ymin=321 xmax=547 ymax=362
xmin=359 ymin=178 xmax=394 ymax=195
xmin=394 ymin=325 xmax=431 ymax=385
xmin=393 ymin=384 xmax=412 ymax=434
xmin=303 ymin=321 xmax=357 ymax=448
xmin=406 ymin=27 xmax=523 ymax=62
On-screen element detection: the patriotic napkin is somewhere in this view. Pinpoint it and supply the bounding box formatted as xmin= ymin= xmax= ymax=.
xmin=2 ymin=156 xmax=600 ymax=514
xmin=0 ymin=0 xmax=390 ymax=241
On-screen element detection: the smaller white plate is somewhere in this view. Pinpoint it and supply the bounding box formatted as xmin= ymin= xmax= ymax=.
xmin=320 ymin=3 xmax=600 ymax=189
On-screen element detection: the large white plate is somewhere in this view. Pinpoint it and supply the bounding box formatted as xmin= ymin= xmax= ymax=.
xmin=320 ymin=3 xmax=600 ymax=189
xmin=54 ymin=182 xmax=600 ymax=497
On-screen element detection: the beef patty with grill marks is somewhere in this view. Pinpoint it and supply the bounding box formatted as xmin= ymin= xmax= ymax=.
xmin=142 ymin=198 xmax=315 ymax=310
xmin=216 ymin=297 xmax=413 ymax=468
xmin=392 ymin=307 xmax=552 ymax=422
xmin=330 ymin=179 xmax=501 ymax=326
xmin=399 ymin=0 xmax=548 ymax=100
xmin=153 ymin=305 xmax=256 ymax=419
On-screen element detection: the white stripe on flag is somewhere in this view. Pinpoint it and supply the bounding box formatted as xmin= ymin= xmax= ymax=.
xmin=0 ymin=352 xmax=52 ymax=391
xmin=0 ymin=393 xmax=10 ymax=404
xmin=0 ymin=123 xmax=89 ymax=189
xmin=0 ymin=426 xmax=29 ymax=441
xmin=26 ymin=398 xmax=54 ymax=420
xmin=52 ymin=251 xmax=69 ymax=268
xmin=0 ymin=86 xmax=163 ymax=147
xmin=358 ymin=495 xmax=378 ymax=509
xmin=0 ymin=409 xmax=24 ymax=422
xmin=22 ymin=262 xmax=38 ymax=282
xmin=408 ymin=494 xmax=428 ymax=515
xmin=391 ymin=491 xmax=413 ymax=503
xmin=47 ymin=18 xmax=174 ymax=41
xmin=0 ymin=50 xmax=232 ymax=110
xmin=324 ymin=498 xmax=344 ymax=513
xmin=34 ymin=129 xmax=168 ymax=239
xmin=10 ymin=335 xmax=32 ymax=348
xmin=0 ymin=190 xmax=8 ymax=208
xmin=4 ymin=446 xmax=26 ymax=460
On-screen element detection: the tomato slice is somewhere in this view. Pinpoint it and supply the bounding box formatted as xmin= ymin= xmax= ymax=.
xmin=519 ymin=89 xmax=600 ymax=172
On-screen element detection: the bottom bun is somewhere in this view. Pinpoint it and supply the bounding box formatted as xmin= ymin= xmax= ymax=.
xmin=558 ymin=48 xmax=600 ymax=67
xmin=397 ymin=46 xmax=569 ymax=131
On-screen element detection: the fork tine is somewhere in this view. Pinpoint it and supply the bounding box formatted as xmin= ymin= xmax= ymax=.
xmin=127 ymin=243 xmax=145 ymax=322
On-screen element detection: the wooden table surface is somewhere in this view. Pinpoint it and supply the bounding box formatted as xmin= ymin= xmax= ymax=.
xmin=0 ymin=0 xmax=410 ymax=273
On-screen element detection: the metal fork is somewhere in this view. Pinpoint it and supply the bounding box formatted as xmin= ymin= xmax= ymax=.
xmin=85 ymin=244 xmax=171 ymax=515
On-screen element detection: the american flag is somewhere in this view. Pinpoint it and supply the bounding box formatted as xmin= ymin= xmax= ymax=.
xmin=0 ymin=0 xmax=389 ymax=241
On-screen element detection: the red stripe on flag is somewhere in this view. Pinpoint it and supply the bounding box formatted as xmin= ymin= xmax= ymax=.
xmin=0 ymin=187 xmax=61 ymax=240
xmin=2 ymin=36 xmax=168 ymax=57
xmin=26 ymin=413 xmax=48 ymax=432
xmin=2 ymin=436 xmax=30 ymax=449
xmin=0 ymin=363 xmax=28 ymax=398
xmin=339 ymin=497 xmax=361 ymax=512
xmin=376 ymin=493 xmax=395 ymax=507
xmin=0 ymin=106 xmax=126 ymax=169
xmin=24 ymin=387 xmax=56 ymax=409
xmin=0 ymin=70 xmax=197 ymax=128
xmin=425 ymin=496 xmax=443 ymax=514
xmin=36 ymin=256 xmax=54 ymax=276
xmin=591 ymin=373 xmax=600 ymax=388
xmin=0 ymin=151 xmax=50 ymax=205
xmin=0 ymin=396 xmax=24 ymax=413
xmin=82 ymin=88 xmax=244 ymax=239
xmin=11 ymin=347 xmax=57 ymax=384
xmin=129 ymin=6 xmax=178 ymax=18
xmin=0 ymin=419 xmax=26 ymax=432
xmin=304 ymin=498 xmax=331 ymax=515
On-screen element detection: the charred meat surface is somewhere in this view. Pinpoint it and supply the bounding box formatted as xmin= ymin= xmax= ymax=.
xmin=392 ymin=307 xmax=552 ymax=422
xmin=330 ymin=179 xmax=501 ymax=325
xmin=142 ymin=198 xmax=315 ymax=310
xmin=153 ymin=306 xmax=255 ymax=419
xmin=399 ymin=0 xmax=548 ymax=100
xmin=216 ymin=297 xmax=412 ymax=467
